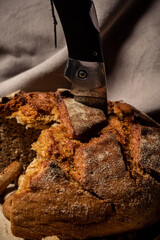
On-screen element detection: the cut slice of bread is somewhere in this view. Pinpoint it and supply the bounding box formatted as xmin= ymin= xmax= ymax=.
xmin=0 ymin=91 xmax=60 ymax=171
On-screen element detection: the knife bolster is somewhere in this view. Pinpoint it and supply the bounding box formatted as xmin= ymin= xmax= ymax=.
xmin=65 ymin=58 xmax=107 ymax=90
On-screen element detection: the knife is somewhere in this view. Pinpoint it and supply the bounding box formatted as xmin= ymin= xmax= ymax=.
xmin=50 ymin=0 xmax=107 ymax=114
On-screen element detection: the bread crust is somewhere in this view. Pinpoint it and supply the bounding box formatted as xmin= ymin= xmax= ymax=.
xmin=10 ymin=160 xmax=160 ymax=240
xmin=1 ymin=91 xmax=160 ymax=240
xmin=3 ymin=193 xmax=14 ymax=220
xmin=0 ymin=161 xmax=23 ymax=195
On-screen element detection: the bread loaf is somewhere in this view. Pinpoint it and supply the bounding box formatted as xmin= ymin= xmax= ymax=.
xmin=0 ymin=90 xmax=160 ymax=240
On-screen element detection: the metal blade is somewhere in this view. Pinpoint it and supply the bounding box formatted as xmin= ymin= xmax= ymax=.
xmin=70 ymin=85 xmax=108 ymax=115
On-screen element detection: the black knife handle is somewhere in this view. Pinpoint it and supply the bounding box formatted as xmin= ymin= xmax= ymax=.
xmin=53 ymin=0 xmax=104 ymax=62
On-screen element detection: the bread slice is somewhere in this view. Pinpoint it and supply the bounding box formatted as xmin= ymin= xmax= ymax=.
xmin=0 ymin=91 xmax=61 ymax=171
xmin=1 ymin=90 xmax=160 ymax=240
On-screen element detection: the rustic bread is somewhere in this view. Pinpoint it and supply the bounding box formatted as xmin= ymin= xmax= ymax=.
xmin=1 ymin=90 xmax=160 ymax=240
xmin=0 ymin=91 xmax=60 ymax=171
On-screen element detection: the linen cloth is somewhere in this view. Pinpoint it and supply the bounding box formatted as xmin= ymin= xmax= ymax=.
xmin=0 ymin=0 xmax=160 ymax=115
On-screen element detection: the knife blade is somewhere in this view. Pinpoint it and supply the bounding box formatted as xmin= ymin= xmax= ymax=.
xmin=51 ymin=0 xmax=107 ymax=114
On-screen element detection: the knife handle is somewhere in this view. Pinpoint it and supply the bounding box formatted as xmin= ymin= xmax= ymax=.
xmin=53 ymin=0 xmax=104 ymax=62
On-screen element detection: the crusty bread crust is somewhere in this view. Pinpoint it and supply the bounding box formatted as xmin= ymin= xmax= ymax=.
xmin=0 ymin=161 xmax=23 ymax=195
xmin=1 ymin=90 xmax=160 ymax=240
xmin=10 ymin=144 xmax=160 ymax=240
xmin=3 ymin=193 xmax=14 ymax=220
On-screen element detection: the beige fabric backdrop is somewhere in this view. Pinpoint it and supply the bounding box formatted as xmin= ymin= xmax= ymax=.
xmin=0 ymin=0 xmax=160 ymax=239
xmin=0 ymin=0 xmax=160 ymax=114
